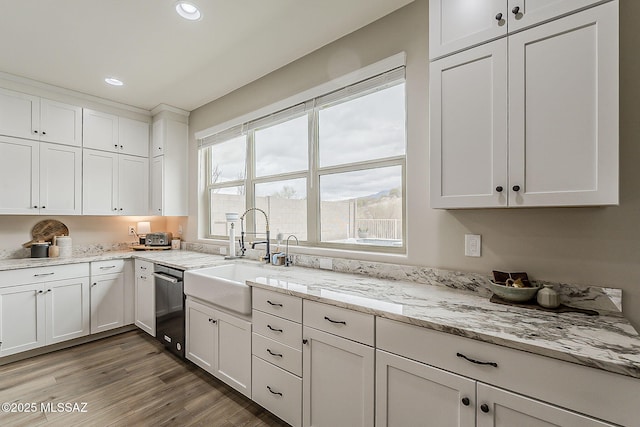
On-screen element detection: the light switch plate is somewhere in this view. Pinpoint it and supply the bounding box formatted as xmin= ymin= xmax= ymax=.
xmin=465 ymin=234 xmax=481 ymax=257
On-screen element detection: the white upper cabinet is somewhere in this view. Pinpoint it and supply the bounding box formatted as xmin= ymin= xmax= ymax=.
xmin=84 ymin=109 xmax=149 ymax=157
xmin=430 ymin=1 xmax=618 ymax=208
xmin=429 ymin=0 xmax=506 ymax=60
xmin=39 ymin=99 xmax=82 ymax=146
xmin=430 ymin=39 xmax=508 ymax=208
xmin=82 ymin=149 xmax=148 ymax=215
xmin=0 ymin=88 xmax=81 ymax=146
xmin=429 ymin=0 xmax=610 ymax=59
xmin=0 ymin=88 xmax=39 ymax=140
xmin=0 ymin=137 xmax=39 ymax=214
xmin=507 ymin=2 xmax=618 ymax=206
xmin=83 ymin=109 xmax=118 ymax=153
xmin=150 ymin=117 xmax=188 ymax=216
xmin=119 ymin=117 xmax=150 ymax=157
xmin=39 ymin=142 xmax=82 ymax=215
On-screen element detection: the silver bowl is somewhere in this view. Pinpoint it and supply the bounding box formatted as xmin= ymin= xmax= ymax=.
xmin=489 ymin=281 xmax=541 ymax=302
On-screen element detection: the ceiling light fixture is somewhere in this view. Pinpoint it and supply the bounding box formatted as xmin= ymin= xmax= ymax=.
xmin=175 ymin=2 xmax=202 ymax=21
xmin=104 ymin=77 xmax=124 ymax=86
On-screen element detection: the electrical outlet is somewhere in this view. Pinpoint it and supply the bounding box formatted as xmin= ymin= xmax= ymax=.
xmin=128 ymin=226 xmax=135 ymax=236
xmin=319 ymin=258 xmax=333 ymax=270
xmin=465 ymin=234 xmax=481 ymax=257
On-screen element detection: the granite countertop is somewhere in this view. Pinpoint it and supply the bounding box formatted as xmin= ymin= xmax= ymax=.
xmin=1 ymin=250 xmax=639 ymax=379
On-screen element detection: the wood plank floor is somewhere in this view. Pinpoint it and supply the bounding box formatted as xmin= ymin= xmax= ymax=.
xmin=0 ymin=331 xmax=290 ymax=427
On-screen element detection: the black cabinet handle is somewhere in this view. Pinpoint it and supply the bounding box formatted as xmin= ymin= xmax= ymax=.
xmin=42 ymin=131 xmax=46 ymax=135
xmin=266 ymin=349 xmax=283 ymax=358
xmin=33 ymin=205 xmax=38 ymax=208
xmin=119 ymin=145 xmax=123 ymax=149
xmin=456 ymin=352 xmax=498 ymax=368
xmin=37 ymin=290 xmax=43 ymax=294
xmin=461 ymin=397 xmax=470 ymax=406
xmin=481 ymin=404 xmax=490 ymax=413
xmin=495 ymin=12 xmax=503 ymax=21
xmin=495 ymin=186 xmax=503 ymax=193
xmin=512 ymin=185 xmax=521 ymax=192
xmin=302 ymin=339 xmax=308 ymax=345
xmin=267 ymin=386 xmax=282 ymax=396
xmin=41 ymin=206 xmax=45 ymax=209
xmin=324 ymin=316 xmax=346 ymax=325
xmin=512 ymin=6 xmax=520 ymax=14
xmin=208 ymin=318 xmax=217 ymax=324
xmin=267 ymin=300 xmax=283 ymax=307
xmin=114 ymin=144 xmax=118 ymax=148
xmin=34 ymin=130 xmax=38 ymax=134
xmin=267 ymin=325 xmax=283 ymax=333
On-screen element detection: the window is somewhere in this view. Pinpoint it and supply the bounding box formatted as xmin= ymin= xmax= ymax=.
xmin=200 ymin=66 xmax=406 ymax=252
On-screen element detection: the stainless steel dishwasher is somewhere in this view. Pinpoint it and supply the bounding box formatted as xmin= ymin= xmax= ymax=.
xmin=153 ymin=265 xmax=185 ymax=359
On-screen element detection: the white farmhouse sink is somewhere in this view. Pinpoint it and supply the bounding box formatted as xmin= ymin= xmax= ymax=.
xmin=184 ymin=264 xmax=268 ymax=315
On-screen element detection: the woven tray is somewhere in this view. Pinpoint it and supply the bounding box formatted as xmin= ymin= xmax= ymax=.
xmin=490 ymin=294 xmax=598 ymax=316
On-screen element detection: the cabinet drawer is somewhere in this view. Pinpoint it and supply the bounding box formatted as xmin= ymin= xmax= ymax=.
xmin=252 ymin=355 xmax=302 ymax=427
xmin=253 ymin=288 xmax=302 ymax=322
xmin=376 ymin=317 xmax=639 ymax=427
xmin=253 ymin=309 xmax=302 ymax=350
xmin=303 ymin=300 xmax=374 ymax=346
xmin=252 ymin=333 xmax=302 ymax=376
xmin=0 ymin=263 xmax=89 ymax=287
xmin=90 ymin=259 xmax=125 ymax=276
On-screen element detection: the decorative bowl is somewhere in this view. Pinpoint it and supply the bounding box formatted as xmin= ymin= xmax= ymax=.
xmin=488 ymin=281 xmax=541 ymax=302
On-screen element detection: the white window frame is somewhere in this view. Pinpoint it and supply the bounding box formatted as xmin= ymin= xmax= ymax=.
xmin=199 ymin=55 xmax=407 ymax=253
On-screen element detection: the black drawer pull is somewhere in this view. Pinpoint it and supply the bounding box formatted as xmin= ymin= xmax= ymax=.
xmin=266 ymin=349 xmax=283 ymax=358
xmin=267 ymin=386 xmax=282 ymax=396
xmin=267 ymin=300 xmax=283 ymax=307
xmin=456 ymin=352 xmax=498 ymax=368
xmin=324 ymin=316 xmax=346 ymax=325
xmin=267 ymin=325 xmax=283 ymax=333
xmin=481 ymin=403 xmax=490 ymax=413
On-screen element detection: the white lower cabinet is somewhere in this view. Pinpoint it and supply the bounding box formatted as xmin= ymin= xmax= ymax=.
xmin=134 ymin=260 xmax=155 ymax=336
xmin=46 ymin=277 xmax=90 ymax=344
xmin=253 ymin=355 xmax=302 ymax=427
xmin=0 ymin=264 xmax=90 ymax=357
xmin=185 ymin=297 xmax=252 ymax=398
xmin=302 ymin=325 xmax=375 ymax=427
xmin=90 ymin=272 xmax=124 ymax=334
xmin=376 ymin=349 xmax=475 ymax=427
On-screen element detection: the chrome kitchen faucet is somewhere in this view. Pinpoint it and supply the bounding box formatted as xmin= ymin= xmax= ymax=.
xmin=239 ymin=207 xmax=270 ymax=263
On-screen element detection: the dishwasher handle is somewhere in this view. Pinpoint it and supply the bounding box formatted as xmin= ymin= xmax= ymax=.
xmin=153 ymin=272 xmax=182 ymax=283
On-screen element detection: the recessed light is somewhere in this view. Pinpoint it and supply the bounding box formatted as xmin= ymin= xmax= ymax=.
xmin=105 ymin=77 xmax=124 ymax=86
xmin=175 ymin=1 xmax=202 ymax=21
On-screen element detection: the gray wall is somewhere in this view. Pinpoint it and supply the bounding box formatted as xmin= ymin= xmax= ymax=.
xmin=187 ymin=0 xmax=640 ymax=329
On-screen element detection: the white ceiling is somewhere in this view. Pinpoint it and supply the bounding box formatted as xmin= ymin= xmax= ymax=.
xmin=0 ymin=0 xmax=413 ymax=112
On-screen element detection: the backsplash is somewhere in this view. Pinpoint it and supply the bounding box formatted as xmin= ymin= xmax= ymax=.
xmin=183 ymin=241 xmax=623 ymax=315
xmin=0 ymin=240 xmax=620 ymax=314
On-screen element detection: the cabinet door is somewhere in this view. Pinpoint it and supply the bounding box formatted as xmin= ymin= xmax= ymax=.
xmin=45 ymin=277 xmax=90 ymax=344
xmin=0 ymin=87 xmax=39 ymax=140
xmin=123 ymin=260 xmax=135 ymax=326
xmin=150 ymin=156 xmax=163 ymax=215
xmin=213 ymin=307 xmax=252 ymax=398
xmin=0 ymin=284 xmax=45 ymax=357
xmin=508 ymin=2 xmax=618 ymax=206
xmin=151 ymin=119 xmax=164 ymax=157
xmin=90 ymin=272 xmax=124 ymax=334
xmin=83 ymin=109 xmax=118 ymax=153
xmin=186 ymin=298 xmax=216 ymax=371
xmin=430 ymin=39 xmax=508 ymax=208
xmin=134 ymin=267 xmax=155 ymax=336
xmin=39 ymin=99 xmax=82 ymax=147
xmin=39 ymin=142 xmax=82 ymax=215
xmin=118 ymin=154 xmax=149 ymax=216
xmin=82 ymin=149 xmax=118 ymax=215
xmin=507 ymin=0 xmax=608 ymax=32
xmin=429 ymin=0 xmax=506 ymax=60
xmin=118 ymin=117 xmax=149 ymax=157
xmin=0 ymin=136 xmax=39 ymax=214
xmin=477 ymin=383 xmax=615 ymax=427
xmin=302 ymin=326 xmax=374 ymax=427
xmin=376 ymin=350 xmax=476 ymax=427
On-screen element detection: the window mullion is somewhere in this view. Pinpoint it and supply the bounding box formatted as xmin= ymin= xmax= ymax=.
xmin=245 ymin=130 xmax=256 ymax=233
xmin=307 ymin=109 xmax=319 ymax=244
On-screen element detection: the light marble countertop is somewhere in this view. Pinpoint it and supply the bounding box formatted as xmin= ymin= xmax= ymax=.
xmin=1 ymin=250 xmax=639 ymax=379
